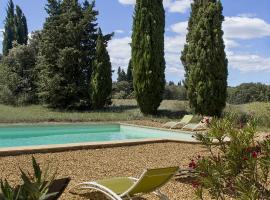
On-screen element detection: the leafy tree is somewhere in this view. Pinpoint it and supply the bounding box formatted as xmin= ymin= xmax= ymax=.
xmin=112 ymin=81 xmax=134 ymax=99
xmin=90 ymin=30 xmax=112 ymax=109
xmin=127 ymin=59 xmax=133 ymax=83
xmin=117 ymin=67 xmax=127 ymax=82
xmin=0 ymin=43 xmax=37 ymax=105
xmin=181 ymin=0 xmax=228 ymax=117
xmin=38 ymin=0 xmax=112 ymax=109
xmin=132 ymin=0 xmax=165 ymax=115
xmin=228 ymin=83 xmax=270 ymax=104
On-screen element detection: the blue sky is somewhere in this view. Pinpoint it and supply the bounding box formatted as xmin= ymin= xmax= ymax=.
xmin=0 ymin=0 xmax=270 ymax=86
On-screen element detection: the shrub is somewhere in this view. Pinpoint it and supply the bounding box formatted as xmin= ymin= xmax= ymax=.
xmin=192 ymin=117 xmax=270 ymax=199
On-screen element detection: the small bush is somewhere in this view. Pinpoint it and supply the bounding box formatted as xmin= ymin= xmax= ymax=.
xmin=0 ymin=157 xmax=57 ymax=200
xmin=192 ymin=117 xmax=270 ymax=199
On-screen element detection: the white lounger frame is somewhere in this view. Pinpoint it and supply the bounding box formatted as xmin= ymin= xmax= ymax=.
xmin=70 ymin=169 xmax=175 ymax=200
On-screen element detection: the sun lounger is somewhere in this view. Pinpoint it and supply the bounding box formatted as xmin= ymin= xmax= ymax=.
xmin=182 ymin=116 xmax=212 ymax=131
xmin=163 ymin=115 xmax=193 ymax=129
xmin=70 ymin=167 xmax=179 ymax=200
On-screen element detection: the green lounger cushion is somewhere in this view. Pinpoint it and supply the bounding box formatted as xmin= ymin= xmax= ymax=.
xmin=96 ymin=177 xmax=134 ymax=194
xmin=128 ymin=167 xmax=178 ymax=195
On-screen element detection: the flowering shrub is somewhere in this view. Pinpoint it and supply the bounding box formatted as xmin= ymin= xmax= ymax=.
xmin=193 ymin=117 xmax=270 ymax=200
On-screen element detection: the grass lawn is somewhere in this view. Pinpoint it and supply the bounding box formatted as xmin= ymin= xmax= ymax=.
xmin=0 ymin=99 xmax=269 ymax=130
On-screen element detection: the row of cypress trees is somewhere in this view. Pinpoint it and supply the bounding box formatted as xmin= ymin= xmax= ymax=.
xmin=1 ymin=0 xmax=228 ymax=117
xmin=132 ymin=0 xmax=227 ymax=116
xmin=3 ymin=0 xmax=28 ymax=56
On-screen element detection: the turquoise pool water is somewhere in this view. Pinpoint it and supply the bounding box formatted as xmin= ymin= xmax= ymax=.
xmin=0 ymin=124 xmax=195 ymax=148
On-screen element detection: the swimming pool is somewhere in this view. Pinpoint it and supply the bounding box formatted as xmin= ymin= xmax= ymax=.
xmin=0 ymin=124 xmax=195 ymax=148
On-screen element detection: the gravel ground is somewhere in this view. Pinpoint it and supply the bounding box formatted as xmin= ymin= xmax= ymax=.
xmin=0 ymin=142 xmax=208 ymax=200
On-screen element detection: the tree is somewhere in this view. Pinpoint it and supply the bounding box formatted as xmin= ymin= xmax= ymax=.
xmin=0 ymin=43 xmax=37 ymax=105
xmin=37 ymin=0 xmax=112 ymax=109
xmin=132 ymin=0 xmax=165 ymax=115
xmin=90 ymin=30 xmax=112 ymax=109
xmin=3 ymin=0 xmax=15 ymax=56
xmin=117 ymin=67 xmax=127 ymax=82
xmin=14 ymin=6 xmax=28 ymax=45
xmin=127 ymin=59 xmax=133 ymax=83
xmin=181 ymin=0 xmax=228 ymax=117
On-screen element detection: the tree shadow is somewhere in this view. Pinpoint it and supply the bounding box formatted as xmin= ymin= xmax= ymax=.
xmin=156 ymin=109 xmax=189 ymax=119
xmin=174 ymin=176 xmax=197 ymax=186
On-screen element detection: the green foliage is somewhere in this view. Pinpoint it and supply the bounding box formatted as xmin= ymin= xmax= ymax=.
xmin=0 ymin=157 xmax=57 ymax=200
xmin=132 ymin=0 xmax=165 ymax=115
xmin=228 ymin=83 xmax=270 ymax=105
xmin=126 ymin=59 xmax=133 ymax=83
xmin=117 ymin=67 xmax=127 ymax=82
xmin=0 ymin=43 xmax=37 ymax=105
xmin=3 ymin=0 xmax=15 ymax=56
xmin=193 ymin=117 xmax=270 ymax=199
xmin=3 ymin=0 xmax=28 ymax=55
xmin=14 ymin=6 xmax=28 ymax=45
xmin=112 ymin=81 xmax=134 ymax=99
xmin=37 ymin=0 xmax=112 ymax=109
xmin=163 ymin=84 xmax=187 ymax=100
xmin=90 ymin=31 xmax=112 ymax=109
xmin=181 ymin=0 xmax=228 ymax=117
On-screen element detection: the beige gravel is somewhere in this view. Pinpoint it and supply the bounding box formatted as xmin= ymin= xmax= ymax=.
xmin=0 ymin=142 xmax=208 ymax=200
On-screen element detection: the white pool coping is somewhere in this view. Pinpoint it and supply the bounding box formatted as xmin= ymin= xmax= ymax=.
xmin=0 ymin=123 xmax=200 ymax=156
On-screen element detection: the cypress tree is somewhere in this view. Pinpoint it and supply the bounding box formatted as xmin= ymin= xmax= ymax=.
xmin=132 ymin=0 xmax=165 ymax=115
xmin=3 ymin=1 xmax=28 ymax=55
xmin=126 ymin=59 xmax=133 ymax=83
xmin=181 ymin=0 xmax=228 ymax=117
xmin=14 ymin=6 xmax=28 ymax=45
xmin=91 ymin=29 xmax=112 ymax=109
xmin=3 ymin=0 xmax=15 ymax=56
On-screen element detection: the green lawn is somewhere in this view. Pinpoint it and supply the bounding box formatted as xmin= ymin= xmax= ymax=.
xmin=0 ymin=100 xmax=269 ymax=130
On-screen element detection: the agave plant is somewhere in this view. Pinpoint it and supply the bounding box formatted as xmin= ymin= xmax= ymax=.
xmin=0 ymin=157 xmax=57 ymax=200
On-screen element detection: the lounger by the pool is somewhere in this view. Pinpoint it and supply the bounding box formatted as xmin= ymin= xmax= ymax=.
xmin=163 ymin=115 xmax=193 ymax=129
xmin=182 ymin=117 xmax=212 ymax=131
xmin=70 ymin=166 xmax=179 ymax=200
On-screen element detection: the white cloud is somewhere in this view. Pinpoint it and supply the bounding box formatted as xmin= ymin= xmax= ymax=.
xmin=228 ymin=53 xmax=270 ymax=72
xmin=107 ymin=37 xmax=131 ymax=70
xmin=223 ymin=16 xmax=270 ymax=40
xmin=118 ymin=0 xmax=191 ymax=13
xmin=118 ymin=0 xmax=135 ymax=5
xmin=114 ymin=29 xmax=125 ymax=34
xmin=170 ymin=21 xmax=188 ymax=35
xmin=164 ymin=0 xmax=192 ymax=13
xmin=237 ymin=13 xmax=257 ymax=18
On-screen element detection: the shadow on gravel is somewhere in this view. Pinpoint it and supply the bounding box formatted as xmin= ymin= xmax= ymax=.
xmin=77 ymin=191 xmax=147 ymax=199
xmin=156 ymin=110 xmax=188 ymax=119
xmin=174 ymin=176 xmax=197 ymax=186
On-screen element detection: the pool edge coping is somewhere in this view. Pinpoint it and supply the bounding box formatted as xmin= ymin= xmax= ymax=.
xmin=0 ymin=138 xmax=201 ymax=156
xmin=0 ymin=122 xmax=201 ymax=156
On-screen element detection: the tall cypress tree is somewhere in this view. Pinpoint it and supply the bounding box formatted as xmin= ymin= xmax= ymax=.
xmin=14 ymin=6 xmax=28 ymax=45
xmin=181 ymin=0 xmax=228 ymax=117
xmin=3 ymin=0 xmax=15 ymax=56
xmin=91 ymin=29 xmax=112 ymax=109
xmin=132 ymin=0 xmax=165 ymax=115
xmin=127 ymin=59 xmax=133 ymax=83
xmin=3 ymin=1 xmax=28 ymax=55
